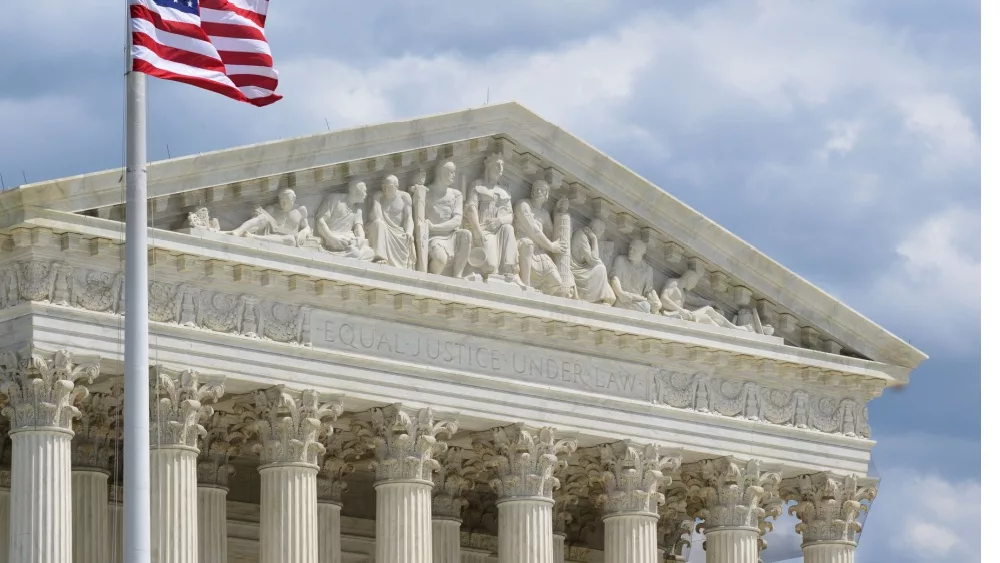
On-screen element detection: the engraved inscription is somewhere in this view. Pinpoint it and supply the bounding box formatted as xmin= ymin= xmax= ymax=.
xmin=310 ymin=310 xmax=652 ymax=401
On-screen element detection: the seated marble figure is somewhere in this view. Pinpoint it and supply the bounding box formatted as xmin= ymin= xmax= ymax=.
xmin=610 ymin=239 xmax=661 ymax=313
xmin=314 ymin=179 xmax=375 ymax=260
xmin=513 ymin=179 xmax=571 ymax=297
xmin=227 ymin=188 xmax=321 ymax=249
xmin=412 ymin=161 xmax=473 ymax=277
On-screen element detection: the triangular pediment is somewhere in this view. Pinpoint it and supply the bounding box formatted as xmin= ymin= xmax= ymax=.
xmin=0 ymin=102 xmax=926 ymax=374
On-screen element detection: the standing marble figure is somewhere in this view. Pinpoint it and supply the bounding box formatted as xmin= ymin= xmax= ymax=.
xmin=464 ymin=153 xmax=519 ymax=282
xmin=610 ymin=239 xmax=661 ymax=313
xmin=367 ymin=175 xmax=415 ymax=269
xmin=514 ymin=179 xmax=570 ymax=296
xmin=315 ymin=179 xmax=375 ymax=260
xmin=412 ymin=161 xmax=473 ymax=277
xmin=570 ymin=217 xmax=616 ymax=305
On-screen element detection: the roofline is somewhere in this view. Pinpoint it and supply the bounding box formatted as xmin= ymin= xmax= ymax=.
xmin=0 ymin=101 xmax=928 ymax=373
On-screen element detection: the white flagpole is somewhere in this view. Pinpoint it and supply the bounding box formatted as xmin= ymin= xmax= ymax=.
xmin=124 ymin=22 xmax=152 ymax=563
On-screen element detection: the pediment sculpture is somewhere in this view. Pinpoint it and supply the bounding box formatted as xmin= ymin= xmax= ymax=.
xmin=188 ymin=153 xmax=781 ymax=338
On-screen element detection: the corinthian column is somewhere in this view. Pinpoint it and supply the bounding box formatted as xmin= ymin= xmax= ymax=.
xmin=474 ymin=424 xmax=577 ymax=563
xmin=0 ymin=348 xmax=98 ymax=563
xmin=658 ymin=485 xmax=693 ymax=562
xmin=317 ymin=428 xmax=363 ymax=563
xmin=353 ymin=404 xmax=458 ymax=563
xmin=781 ymin=473 xmax=877 ymax=563
xmin=1 ymin=427 xmax=11 ymax=563
xmin=586 ymin=441 xmax=681 ymax=563
xmin=197 ymin=413 xmax=246 ymax=563
xmin=551 ymin=464 xmax=588 ymax=563
xmin=150 ymin=368 xmax=224 ymax=563
xmin=682 ymin=458 xmax=782 ymax=563
xmin=432 ymin=447 xmax=477 ymax=563
xmin=239 ymin=386 xmax=344 ymax=563
xmin=71 ymin=390 xmax=121 ymax=563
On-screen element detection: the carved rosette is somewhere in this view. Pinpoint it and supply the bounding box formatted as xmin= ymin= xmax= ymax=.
xmin=658 ymin=484 xmax=693 ymax=559
xmin=588 ymin=441 xmax=681 ymax=516
xmin=237 ymin=386 xmax=344 ymax=468
xmin=197 ymin=412 xmax=247 ymax=488
xmin=72 ymin=388 xmax=123 ymax=470
xmin=317 ymin=428 xmax=364 ymax=503
xmin=781 ymin=472 xmax=877 ymax=546
xmin=473 ymin=424 xmax=578 ymax=501
xmin=352 ymin=404 xmax=457 ymax=484
xmin=0 ymin=348 xmax=99 ymax=432
xmin=150 ymin=368 xmax=225 ymax=449
xmin=683 ymin=457 xmax=782 ymax=534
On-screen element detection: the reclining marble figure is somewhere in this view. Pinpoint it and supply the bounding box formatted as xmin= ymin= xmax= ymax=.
xmin=412 ymin=161 xmax=472 ymax=277
xmin=514 ymin=179 xmax=571 ymax=296
xmin=464 ymin=153 xmax=520 ymax=282
xmin=570 ymin=217 xmax=616 ymax=305
xmin=659 ymin=269 xmax=752 ymax=332
xmin=227 ymin=188 xmax=321 ymax=248
xmin=314 ymin=179 xmax=375 ymax=260
xmin=610 ymin=239 xmax=661 ymax=313
xmin=367 ymin=175 xmax=415 ymax=269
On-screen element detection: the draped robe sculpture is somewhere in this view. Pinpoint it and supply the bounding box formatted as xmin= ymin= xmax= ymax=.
xmin=367 ymin=175 xmax=415 ymax=269
xmin=513 ymin=180 xmax=571 ymax=297
xmin=570 ymin=218 xmax=616 ymax=305
xmin=314 ymin=179 xmax=375 ymax=260
xmin=412 ymin=161 xmax=472 ymax=277
xmin=464 ymin=153 xmax=519 ymax=282
xmin=610 ymin=239 xmax=661 ymax=313
xmin=228 ymin=188 xmax=320 ymax=248
xmin=660 ymin=270 xmax=752 ymax=331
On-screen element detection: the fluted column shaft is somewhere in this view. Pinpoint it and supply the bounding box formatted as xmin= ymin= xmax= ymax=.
xmin=376 ymin=480 xmax=433 ymax=563
xmin=0 ymin=474 xmax=10 ymax=563
xmin=552 ymin=532 xmax=566 ymax=563
xmin=498 ymin=498 xmax=553 ymax=563
xmin=9 ymin=430 xmax=73 ymax=563
xmin=260 ymin=464 xmax=319 ymax=563
xmin=109 ymin=489 xmax=124 ymax=563
xmin=604 ymin=513 xmax=659 ymax=563
xmin=802 ymin=542 xmax=855 ymax=563
xmin=432 ymin=517 xmax=462 ymax=563
xmin=197 ymin=486 xmax=228 ymax=563
xmin=150 ymin=446 xmax=199 ymax=563
xmin=318 ymin=502 xmax=343 ymax=563
xmin=71 ymin=469 xmax=109 ymax=563
xmin=705 ymin=528 xmax=757 ymax=563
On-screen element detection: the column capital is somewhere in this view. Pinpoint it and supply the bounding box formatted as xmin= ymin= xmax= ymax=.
xmin=352 ymin=403 xmax=457 ymax=483
xmin=432 ymin=446 xmax=480 ymax=520
xmin=682 ymin=457 xmax=782 ymax=534
xmin=151 ymin=367 xmax=225 ymax=449
xmin=472 ymin=423 xmax=577 ymax=501
xmin=72 ymin=387 xmax=123 ymax=471
xmin=658 ymin=484 xmax=694 ymax=560
xmin=318 ymin=427 xmax=364 ymax=504
xmin=780 ymin=472 xmax=878 ymax=546
xmin=197 ymin=411 xmax=247 ymax=488
xmin=552 ymin=463 xmax=589 ymax=535
xmin=0 ymin=347 xmax=99 ymax=432
xmin=237 ymin=385 xmax=344 ymax=468
xmin=586 ymin=440 xmax=682 ymax=517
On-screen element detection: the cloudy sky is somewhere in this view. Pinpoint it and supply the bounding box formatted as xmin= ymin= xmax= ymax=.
xmin=1 ymin=1 xmax=981 ymax=560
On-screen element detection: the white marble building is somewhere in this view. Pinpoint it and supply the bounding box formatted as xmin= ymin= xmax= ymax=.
xmin=0 ymin=103 xmax=925 ymax=563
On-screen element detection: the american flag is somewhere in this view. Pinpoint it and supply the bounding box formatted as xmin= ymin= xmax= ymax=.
xmin=129 ymin=0 xmax=282 ymax=106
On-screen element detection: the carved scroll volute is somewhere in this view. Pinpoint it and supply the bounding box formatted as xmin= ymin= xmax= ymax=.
xmin=317 ymin=427 xmax=365 ymax=504
xmin=236 ymin=386 xmax=345 ymax=468
xmin=682 ymin=457 xmax=782 ymax=534
xmin=150 ymin=367 xmax=225 ymax=449
xmin=431 ymin=446 xmax=481 ymax=520
xmin=592 ymin=441 xmax=682 ymax=516
xmin=658 ymin=484 xmax=694 ymax=559
xmin=0 ymin=348 xmax=99 ymax=432
xmin=351 ymin=404 xmax=458 ymax=484
xmin=197 ymin=412 xmax=248 ymax=488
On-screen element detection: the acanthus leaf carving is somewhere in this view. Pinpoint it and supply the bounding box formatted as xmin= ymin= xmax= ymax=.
xmin=781 ymin=472 xmax=877 ymax=545
xmin=351 ymin=403 xmax=457 ymax=483
xmin=431 ymin=446 xmax=481 ymax=519
xmin=72 ymin=385 xmax=123 ymax=470
xmin=658 ymin=483 xmax=694 ymax=559
xmin=317 ymin=427 xmax=365 ymax=503
xmin=473 ymin=424 xmax=577 ymax=501
xmin=236 ymin=386 xmax=344 ymax=467
xmin=151 ymin=367 xmax=225 ymax=449
xmin=0 ymin=347 xmax=99 ymax=432
xmin=588 ymin=441 xmax=682 ymax=516
xmin=682 ymin=457 xmax=782 ymax=534
xmin=197 ymin=411 xmax=248 ymax=488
